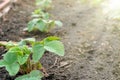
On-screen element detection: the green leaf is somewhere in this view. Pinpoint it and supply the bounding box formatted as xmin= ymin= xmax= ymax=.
xmin=43 ymin=36 xmax=60 ymax=43
xmin=17 ymin=54 xmax=29 ymax=65
xmin=6 ymin=41 xmax=16 ymax=48
xmin=18 ymin=38 xmax=36 ymax=46
xmin=29 ymin=70 xmax=43 ymax=77
xmin=22 ymin=46 xmax=31 ymax=54
xmin=36 ymin=20 xmax=46 ymax=32
xmin=18 ymin=40 xmax=26 ymax=46
xmin=46 ymin=20 xmax=55 ymax=31
xmin=28 ymin=19 xmax=40 ymax=32
xmin=55 ymin=21 xmax=63 ymax=27
xmin=32 ymin=8 xmax=50 ymax=19
xmin=34 ymin=9 xmax=42 ymax=14
xmin=24 ymin=38 xmax=36 ymax=43
xmin=44 ymin=41 xmax=64 ymax=56
xmin=15 ymin=70 xmax=43 ymax=80
xmin=48 ymin=20 xmax=55 ymax=27
xmin=43 ymin=13 xmax=50 ymax=19
xmin=6 ymin=63 xmax=20 ymax=76
xmin=17 ymin=46 xmax=30 ymax=65
xmin=3 ymin=51 xmax=18 ymax=64
xmin=32 ymin=44 xmax=45 ymax=62
xmin=0 ymin=60 xmax=7 ymax=67
xmin=9 ymin=47 xmax=23 ymax=56
xmin=16 ymin=75 xmax=29 ymax=80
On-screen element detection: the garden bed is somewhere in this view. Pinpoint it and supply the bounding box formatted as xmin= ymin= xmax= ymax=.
xmin=0 ymin=0 xmax=69 ymax=80
xmin=1 ymin=0 xmax=120 ymax=80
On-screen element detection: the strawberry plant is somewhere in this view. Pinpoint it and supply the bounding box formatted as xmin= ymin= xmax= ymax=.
xmin=31 ymin=9 xmax=50 ymax=19
xmin=25 ymin=9 xmax=63 ymax=32
xmin=0 ymin=36 xmax=64 ymax=80
xmin=36 ymin=0 xmax=52 ymax=10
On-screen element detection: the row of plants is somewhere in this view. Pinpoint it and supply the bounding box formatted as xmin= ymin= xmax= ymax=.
xmin=0 ymin=0 xmax=64 ymax=80
xmin=24 ymin=0 xmax=63 ymax=32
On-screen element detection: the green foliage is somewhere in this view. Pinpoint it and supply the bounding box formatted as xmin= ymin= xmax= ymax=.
xmin=0 ymin=36 xmax=64 ymax=79
xmin=32 ymin=36 xmax=64 ymax=62
xmin=27 ymin=19 xmax=40 ymax=32
xmin=32 ymin=9 xmax=50 ymax=19
xmin=0 ymin=46 xmax=30 ymax=76
xmin=32 ymin=44 xmax=45 ymax=62
xmin=0 ymin=0 xmax=64 ymax=80
xmin=27 ymin=9 xmax=63 ymax=32
xmin=15 ymin=70 xmax=43 ymax=80
xmin=27 ymin=19 xmax=63 ymax=32
xmin=0 ymin=51 xmax=20 ymax=76
xmin=44 ymin=41 xmax=64 ymax=56
xmin=36 ymin=0 xmax=52 ymax=10
xmin=24 ymin=0 xmax=63 ymax=32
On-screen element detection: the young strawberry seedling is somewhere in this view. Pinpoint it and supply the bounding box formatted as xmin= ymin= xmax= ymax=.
xmin=0 ymin=36 xmax=64 ymax=80
xmin=25 ymin=9 xmax=63 ymax=32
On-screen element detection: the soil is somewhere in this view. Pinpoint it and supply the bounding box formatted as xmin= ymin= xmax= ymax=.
xmin=1 ymin=0 xmax=120 ymax=80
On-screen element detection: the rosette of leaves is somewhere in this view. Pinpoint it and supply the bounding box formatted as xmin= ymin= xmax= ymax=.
xmin=26 ymin=9 xmax=63 ymax=32
xmin=0 ymin=36 xmax=64 ymax=80
xmin=27 ymin=18 xmax=63 ymax=32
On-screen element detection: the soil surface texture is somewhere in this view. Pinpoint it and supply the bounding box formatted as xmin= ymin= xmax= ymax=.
xmin=1 ymin=0 xmax=120 ymax=80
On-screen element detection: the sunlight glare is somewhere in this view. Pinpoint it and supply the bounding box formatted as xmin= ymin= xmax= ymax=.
xmin=108 ymin=0 xmax=120 ymax=10
xmin=103 ymin=0 xmax=120 ymax=19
